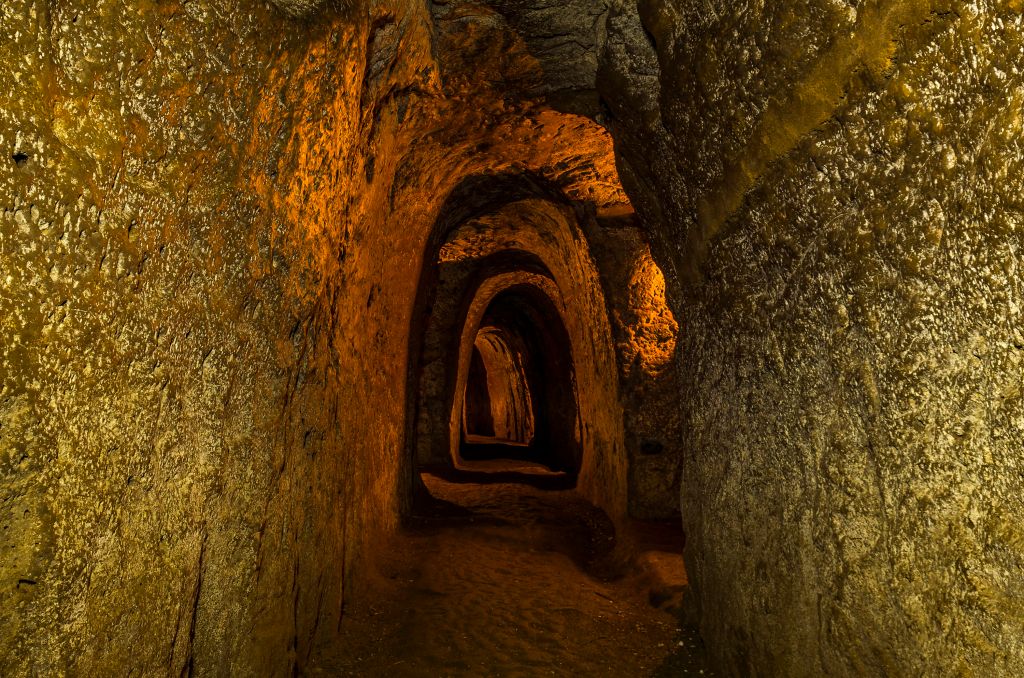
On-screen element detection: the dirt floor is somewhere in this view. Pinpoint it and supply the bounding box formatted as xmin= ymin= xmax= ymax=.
xmin=309 ymin=462 xmax=712 ymax=677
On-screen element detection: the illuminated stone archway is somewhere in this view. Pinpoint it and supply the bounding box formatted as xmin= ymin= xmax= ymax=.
xmin=451 ymin=275 xmax=582 ymax=474
xmin=404 ymin=174 xmax=628 ymax=513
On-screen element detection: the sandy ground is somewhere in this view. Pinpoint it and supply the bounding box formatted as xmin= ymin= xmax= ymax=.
xmin=309 ymin=465 xmax=711 ymax=677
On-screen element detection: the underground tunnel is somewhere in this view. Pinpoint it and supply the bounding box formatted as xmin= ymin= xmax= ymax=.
xmin=3 ymin=0 xmax=1024 ymax=676
xmin=458 ymin=290 xmax=575 ymax=472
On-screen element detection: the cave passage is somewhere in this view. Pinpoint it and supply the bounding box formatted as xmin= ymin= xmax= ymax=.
xmin=327 ymin=246 xmax=698 ymax=675
xmin=462 ymin=330 xmax=535 ymax=446
xmin=374 ymin=91 xmax=694 ymax=671
xmin=2 ymin=0 xmax=695 ymax=673
xmin=458 ymin=286 xmax=580 ymax=474
xmin=11 ymin=0 xmax=1015 ymax=674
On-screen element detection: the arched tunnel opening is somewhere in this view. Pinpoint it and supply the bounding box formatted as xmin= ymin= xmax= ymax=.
xmin=4 ymin=0 xmax=1020 ymax=676
xmin=461 ymin=330 xmax=536 ymax=453
xmin=458 ymin=285 xmax=580 ymax=474
xmin=377 ymin=151 xmax=691 ymax=671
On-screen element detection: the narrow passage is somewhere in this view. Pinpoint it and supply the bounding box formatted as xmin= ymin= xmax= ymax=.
xmin=310 ymin=464 xmax=711 ymax=676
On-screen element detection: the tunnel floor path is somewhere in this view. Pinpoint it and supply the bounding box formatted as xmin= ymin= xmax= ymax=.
xmin=309 ymin=464 xmax=711 ymax=677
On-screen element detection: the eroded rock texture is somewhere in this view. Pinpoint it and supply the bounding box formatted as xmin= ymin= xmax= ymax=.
xmin=1 ymin=3 xmax=393 ymax=673
xmin=602 ymin=0 xmax=1024 ymax=674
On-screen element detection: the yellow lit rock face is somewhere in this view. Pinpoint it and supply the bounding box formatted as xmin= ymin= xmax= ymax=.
xmin=623 ymin=251 xmax=678 ymax=377
xmin=1 ymin=3 xmax=378 ymax=674
xmin=602 ymin=0 xmax=1024 ymax=674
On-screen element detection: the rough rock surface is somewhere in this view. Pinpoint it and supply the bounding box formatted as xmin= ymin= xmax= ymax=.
xmin=2 ymin=3 xmax=381 ymax=673
xmin=484 ymin=0 xmax=611 ymax=114
xmin=601 ymin=0 xmax=1024 ymax=674
xmin=15 ymin=0 xmax=1017 ymax=673
xmin=589 ymin=222 xmax=683 ymax=519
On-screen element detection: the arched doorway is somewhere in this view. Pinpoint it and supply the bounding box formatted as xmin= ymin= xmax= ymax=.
xmin=401 ymin=172 xmax=627 ymax=518
xmin=455 ymin=284 xmax=581 ymax=474
xmin=462 ymin=330 xmax=535 ymax=445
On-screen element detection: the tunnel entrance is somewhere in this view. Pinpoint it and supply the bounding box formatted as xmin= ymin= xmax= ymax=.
xmin=400 ymin=173 xmax=625 ymax=509
xmin=457 ymin=286 xmax=580 ymax=474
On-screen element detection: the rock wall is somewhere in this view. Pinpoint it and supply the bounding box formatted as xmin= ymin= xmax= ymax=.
xmin=602 ymin=0 xmax=1024 ymax=674
xmin=589 ymin=221 xmax=683 ymax=519
xmin=0 ymin=1 xmax=411 ymax=673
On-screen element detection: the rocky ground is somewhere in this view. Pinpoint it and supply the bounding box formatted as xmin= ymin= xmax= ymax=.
xmin=310 ymin=465 xmax=710 ymax=677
